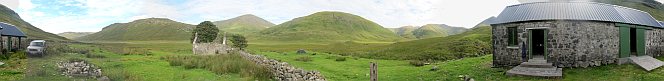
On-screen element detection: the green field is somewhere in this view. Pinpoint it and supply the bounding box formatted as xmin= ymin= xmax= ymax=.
xmin=251 ymin=50 xmax=664 ymax=81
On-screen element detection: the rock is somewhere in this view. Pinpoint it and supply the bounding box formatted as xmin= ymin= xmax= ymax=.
xmin=297 ymin=49 xmax=307 ymax=54
xmin=429 ymin=66 xmax=439 ymax=71
xmin=97 ymin=76 xmax=110 ymax=81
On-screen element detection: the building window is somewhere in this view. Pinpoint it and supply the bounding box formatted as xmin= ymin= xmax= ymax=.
xmin=507 ymin=27 xmax=518 ymax=46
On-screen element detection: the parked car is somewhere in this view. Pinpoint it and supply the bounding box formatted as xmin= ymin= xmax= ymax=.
xmin=27 ymin=40 xmax=47 ymax=57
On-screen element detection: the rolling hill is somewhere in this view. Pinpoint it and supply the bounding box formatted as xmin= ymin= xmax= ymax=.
xmin=75 ymin=18 xmax=194 ymax=41
xmin=412 ymin=24 xmax=449 ymax=39
xmin=57 ymin=32 xmax=95 ymax=39
xmin=595 ymin=0 xmax=664 ymax=20
xmin=254 ymin=11 xmax=402 ymax=43
xmin=213 ymin=14 xmax=275 ymax=35
xmin=390 ymin=26 xmax=418 ymax=39
xmin=361 ymin=25 xmax=491 ymax=60
xmin=391 ymin=24 xmax=468 ymax=39
xmin=0 ymin=4 xmax=70 ymax=41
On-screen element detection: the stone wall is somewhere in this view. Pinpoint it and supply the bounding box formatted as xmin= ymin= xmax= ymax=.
xmin=647 ymin=29 xmax=664 ymax=57
xmin=239 ymin=51 xmax=326 ymax=81
xmin=192 ymin=43 xmax=229 ymax=55
xmin=492 ymin=20 xmax=620 ymax=67
xmin=192 ymin=43 xmax=326 ymax=81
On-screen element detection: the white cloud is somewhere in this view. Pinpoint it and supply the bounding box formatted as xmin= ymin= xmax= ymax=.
xmin=0 ymin=0 xmax=18 ymax=10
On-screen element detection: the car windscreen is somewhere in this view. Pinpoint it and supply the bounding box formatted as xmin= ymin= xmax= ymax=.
xmin=30 ymin=42 xmax=44 ymax=47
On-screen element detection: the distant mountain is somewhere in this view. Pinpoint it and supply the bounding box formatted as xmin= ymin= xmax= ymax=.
xmin=57 ymin=32 xmax=94 ymax=39
xmin=366 ymin=25 xmax=491 ymax=60
xmin=473 ymin=17 xmax=495 ymax=27
xmin=0 ymin=4 xmax=70 ymax=41
xmin=413 ymin=24 xmax=448 ymax=39
xmin=390 ymin=26 xmax=418 ymax=39
xmin=391 ymin=24 xmax=468 ymax=39
xmin=255 ymin=11 xmax=402 ymax=43
xmin=76 ymin=18 xmax=194 ymax=41
xmin=213 ymin=14 xmax=275 ymax=35
xmin=594 ymin=0 xmax=664 ymax=20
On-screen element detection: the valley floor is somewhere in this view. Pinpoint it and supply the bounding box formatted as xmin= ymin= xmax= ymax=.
xmin=1 ymin=41 xmax=664 ymax=81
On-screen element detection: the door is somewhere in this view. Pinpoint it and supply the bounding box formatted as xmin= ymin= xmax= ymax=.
xmin=528 ymin=29 xmax=548 ymax=59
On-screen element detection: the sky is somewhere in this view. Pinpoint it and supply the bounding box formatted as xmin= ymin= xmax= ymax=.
xmin=0 ymin=0 xmax=581 ymax=34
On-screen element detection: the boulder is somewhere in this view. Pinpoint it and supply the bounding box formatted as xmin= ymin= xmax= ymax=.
xmin=297 ymin=49 xmax=307 ymax=54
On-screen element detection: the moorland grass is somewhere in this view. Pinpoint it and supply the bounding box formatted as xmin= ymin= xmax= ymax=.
xmin=163 ymin=52 xmax=273 ymax=81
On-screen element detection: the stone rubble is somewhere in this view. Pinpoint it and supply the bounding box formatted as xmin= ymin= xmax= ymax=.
xmin=57 ymin=61 xmax=103 ymax=78
xmin=240 ymin=51 xmax=326 ymax=81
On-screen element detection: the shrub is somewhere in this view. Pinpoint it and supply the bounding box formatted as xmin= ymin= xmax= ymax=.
xmin=409 ymin=60 xmax=425 ymax=67
xmin=335 ymin=56 xmax=347 ymax=61
xmin=10 ymin=52 xmax=26 ymax=59
xmin=295 ymin=56 xmax=312 ymax=62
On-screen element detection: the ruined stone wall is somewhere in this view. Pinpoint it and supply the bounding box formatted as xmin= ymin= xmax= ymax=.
xmin=647 ymin=29 xmax=664 ymax=57
xmin=192 ymin=43 xmax=229 ymax=55
xmin=193 ymin=43 xmax=326 ymax=81
xmin=493 ymin=20 xmax=619 ymax=67
xmin=239 ymin=51 xmax=326 ymax=81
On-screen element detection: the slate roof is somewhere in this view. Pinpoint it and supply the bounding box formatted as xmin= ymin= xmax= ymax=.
xmin=490 ymin=2 xmax=663 ymax=28
xmin=0 ymin=22 xmax=27 ymax=37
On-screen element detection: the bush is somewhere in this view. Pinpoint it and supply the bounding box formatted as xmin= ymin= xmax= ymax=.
xmin=409 ymin=60 xmax=425 ymax=67
xmin=295 ymin=56 xmax=312 ymax=62
xmin=10 ymin=52 xmax=26 ymax=59
xmin=335 ymin=57 xmax=347 ymax=61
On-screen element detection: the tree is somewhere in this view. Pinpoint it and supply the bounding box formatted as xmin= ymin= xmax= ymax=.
xmin=191 ymin=21 xmax=219 ymax=43
xmin=229 ymin=34 xmax=248 ymax=50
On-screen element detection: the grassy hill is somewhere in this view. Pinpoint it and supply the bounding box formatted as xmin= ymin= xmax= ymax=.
xmin=390 ymin=24 xmax=467 ymax=39
xmin=0 ymin=4 xmax=69 ymax=41
xmin=254 ymin=11 xmax=402 ymax=43
xmin=213 ymin=14 xmax=275 ymax=35
xmin=390 ymin=26 xmax=418 ymax=39
xmin=57 ymin=32 xmax=94 ymax=39
xmin=75 ymin=18 xmax=194 ymax=42
xmin=361 ymin=26 xmax=491 ymax=60
xmin=596 ymin=0 xmax=664 ymax=20
xmin=413 ymin=24 xmax=449 ymax=39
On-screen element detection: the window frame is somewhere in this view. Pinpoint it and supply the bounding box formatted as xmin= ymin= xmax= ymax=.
xmin=507 ymin=27 xmax=518 ymax=47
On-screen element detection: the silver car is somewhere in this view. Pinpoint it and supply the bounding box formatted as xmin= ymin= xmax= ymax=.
xmin=27 ymin=40 xmax=47 ymax=57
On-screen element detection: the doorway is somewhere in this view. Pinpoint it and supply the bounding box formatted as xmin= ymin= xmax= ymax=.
xmin=528 ymin=29 xmax=547 ymax=59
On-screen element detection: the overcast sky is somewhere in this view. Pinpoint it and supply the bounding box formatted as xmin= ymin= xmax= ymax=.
xmin=2 ymin=0 xmax=659 ymax=34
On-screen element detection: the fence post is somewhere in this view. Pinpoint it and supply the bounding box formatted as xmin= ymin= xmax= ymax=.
xmin=370 ymin=62 xmax=377 ymax=81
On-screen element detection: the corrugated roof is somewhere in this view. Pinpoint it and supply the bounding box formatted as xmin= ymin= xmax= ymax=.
xmin=0 ymin=22 xmax=26 ymax=37
xmin=490 ymin=2 xmax=663 ymax=28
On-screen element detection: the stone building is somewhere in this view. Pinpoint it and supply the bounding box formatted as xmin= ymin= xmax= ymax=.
xmin=490 ymin=2 xmax=664 ymax=76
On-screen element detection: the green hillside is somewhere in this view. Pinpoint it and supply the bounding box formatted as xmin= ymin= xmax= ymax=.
xmin=413 ymin=24 xmax=449 ymax=39
xmin=390 ymin=26 xmax=418 ymax=39
xmin=391 ymin=24 xmax=467 ymax=39
xmin=362 ymin=26 xmax=491 ymax=60
xmin=213 ymin=14 xmax=275 ymax=35
xmin=596 ymin=0 xmax=664 ymax=20
xmin=255 ymin=11 xmax=402 ymax=43
xmin=0 ymin=4 xmax=69 ymax=41
xmin=75 ymin=18 xmax=194 ymax=42
xmin=57 ymin=32 xmax=94 ymax=39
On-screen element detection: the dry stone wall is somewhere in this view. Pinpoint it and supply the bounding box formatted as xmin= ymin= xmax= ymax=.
xmin=193 ymin=43 xmax=326 ymax=81
xmin=647 ymin=29 xmax=664 ymax=57
xmin=493 ymin=20 xmax=620 ymax=67
xmin=240 ymin=51 xmax=326 ymax=81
